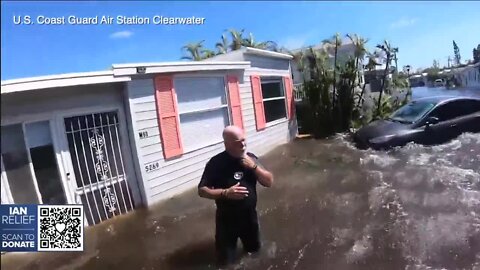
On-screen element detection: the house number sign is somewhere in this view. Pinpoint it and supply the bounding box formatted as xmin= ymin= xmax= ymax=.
xmin=145 ymin=161 xmax=160 ymax=173
xmin=139 ymin=131 xmax=149 ymax=139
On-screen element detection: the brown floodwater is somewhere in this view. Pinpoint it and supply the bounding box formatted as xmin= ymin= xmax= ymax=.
xmin=2 ymin=133 xmax=480 ymax=270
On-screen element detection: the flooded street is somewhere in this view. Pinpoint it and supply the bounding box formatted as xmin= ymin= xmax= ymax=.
xmin=2 ymin=87 xmax=480 ymax=270
xmin=2 ymin=130 xmax=480 ymax=270
xmin=411 ymin=86 xmax=480 ymax=99
xmin=3 ymin=1 xmax=480 ymax=269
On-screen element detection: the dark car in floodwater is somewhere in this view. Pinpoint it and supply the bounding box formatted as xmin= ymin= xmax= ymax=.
xmin=353 ymin=96 xmax=480 ymax=150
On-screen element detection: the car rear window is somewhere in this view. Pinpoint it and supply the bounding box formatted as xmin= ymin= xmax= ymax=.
xmin=389 ymin=101 xmax=436 ymax=123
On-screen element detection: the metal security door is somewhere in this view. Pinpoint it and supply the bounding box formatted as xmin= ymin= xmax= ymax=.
xmin=63 ymin=112 xmax=135 ymax=225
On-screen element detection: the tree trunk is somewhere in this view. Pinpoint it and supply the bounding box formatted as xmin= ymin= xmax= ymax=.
xmin=357 ymin=81 xmax=367 ymax=108
xmin=332 ymin=45 xmax=338 ymax=110
xmin=376 ymin=55 xmax=390 ymax=117
xmin=394 ymin=54 xmax=398 ymax=74
xmin=331 ymin=44 xmax=339 ymax=132
xmin=351 ymin=58 xmax=359 ymax=90
xmin=349 ymin=57 xmax=359 ymax=129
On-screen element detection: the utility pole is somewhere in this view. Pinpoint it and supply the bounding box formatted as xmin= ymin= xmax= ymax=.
xmin=393 ymin=49 xmax=399 ymax=73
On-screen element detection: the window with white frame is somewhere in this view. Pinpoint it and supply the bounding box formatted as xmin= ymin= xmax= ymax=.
xmin=261 ymin=77 xmax=287 ymax=123
xmin=175 ymin=77 xmax=230 ymax=152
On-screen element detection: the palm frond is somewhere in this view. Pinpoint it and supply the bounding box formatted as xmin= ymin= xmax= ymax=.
xmin=227 ymin=28 xmax=245 ymax=50
xmin=201 ymin=49 xmax=216 ymax=59
xmin=215 ymin=34 xmax=229 ymax=54
xmin=181 ymin=40 xmax=205 ymax=61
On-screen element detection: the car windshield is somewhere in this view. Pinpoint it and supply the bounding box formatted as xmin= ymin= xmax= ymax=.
xmin=389 ymin=101 xmax=436 ymax=123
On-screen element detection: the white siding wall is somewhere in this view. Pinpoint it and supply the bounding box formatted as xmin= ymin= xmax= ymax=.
xmin=244 ymin=54 xmax=290 ymax=70
xmin=242 ymin=64 xmax=298 ymax=156
xmin=126 ymin=78 xmax=233 ymax=205
xmin=464 ymin=66 xmax=480 ymax=87
xmin=224 ymin=54 xmax=298 ymax=155
xmin=127 ymin=59 xmax=297 ymax=206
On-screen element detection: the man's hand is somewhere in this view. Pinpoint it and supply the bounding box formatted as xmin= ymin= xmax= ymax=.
xmin=225 ymin=182 xmax=249 ymax=200
xmin=240 ymin=155 xmax=257 ymax=170
xmin=241 ymin=155 xmax=274 ymax=188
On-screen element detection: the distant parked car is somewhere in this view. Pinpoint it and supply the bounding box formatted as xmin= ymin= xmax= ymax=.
xmin=353 ymin=96 xmax=480 ymax=150
xmin=434 ymin=79 xmax=445 ymax=87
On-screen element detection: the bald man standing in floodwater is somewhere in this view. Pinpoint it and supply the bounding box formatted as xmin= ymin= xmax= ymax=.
xmin=198 ymin=126 xmax=274 ymax=266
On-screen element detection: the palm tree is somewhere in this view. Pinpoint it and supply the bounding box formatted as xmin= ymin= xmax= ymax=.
xmin=243 ymin=32 xmax=261 ymax=48
xmin=292 ymin=51 xmax=305 ymax=72
xmin=346 ymin=34 xmax=369 ymax=88
xmin=304 ymin=46 xmax=334 ymax=137
xmin=356 ymin=51 xmax=381 ymax=107
xmin=215 ymin=34 xmax=229 ymax=54
xmin=181 ymin=40 xmax=205 ymax=61
xmin=263 ymin=41 xmax=279 ymax=51
xmin=227 ymin=29 xmax=245 ymax=51
xmin=391 ymin=47 xmax=399 ymax=73
xmin=242 ymin=33 xmax=278 ymax=51
xmin=306 ymin=46 xmax=329 ymax=81
xmin=276 ymin=46 xmax=291 ymax=53
xmin=323 ymin=33 xmax=342 ymax=111
xmin=376 ymin=40 xmax=394 ymax=117
xmin=201 ymin=49 xmax=217 ymax=60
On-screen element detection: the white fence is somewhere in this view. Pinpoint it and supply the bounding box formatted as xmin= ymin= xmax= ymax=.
xmin=294 ymin=83 xmax=305 ymax=101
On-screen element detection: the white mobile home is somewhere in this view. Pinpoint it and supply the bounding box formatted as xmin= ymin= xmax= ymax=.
xmin=454 ymin=62 xmax=480 ymax=88
xmin=1 ymin=49 xmax=297 ymax=226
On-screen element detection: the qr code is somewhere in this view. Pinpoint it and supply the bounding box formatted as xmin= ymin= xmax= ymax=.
xmin=37 ymin=205 xmax=84 ymax=251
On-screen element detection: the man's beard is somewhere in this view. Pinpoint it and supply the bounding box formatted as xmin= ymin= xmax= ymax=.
xmin=232 ymin=149 xmax=246 ymax=159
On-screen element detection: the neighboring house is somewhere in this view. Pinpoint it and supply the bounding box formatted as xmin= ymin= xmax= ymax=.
xmin=0 ymin=48 xmax=297 ymax=226
xmin=454 ymin=62 xmax=480 ymax=88
xmin=409 ymin=74 xmax=428 ymax=87
xmin=363 ymin=67 xmax=395 ymax=93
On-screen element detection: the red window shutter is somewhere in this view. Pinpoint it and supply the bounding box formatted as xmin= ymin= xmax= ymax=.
xmin=250 ymin=75 xmax=266 ymax=131
xmin=154 ymin=75 xmax=183 ymax=159
xmin=226 ymin=75 xmax=244 ymax=129
xmin=284 ymin=75 xmax=295 ymax=119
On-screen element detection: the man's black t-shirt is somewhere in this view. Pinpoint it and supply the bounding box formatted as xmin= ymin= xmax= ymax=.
xmin=198 ymin=151 xmax=260 ymax=212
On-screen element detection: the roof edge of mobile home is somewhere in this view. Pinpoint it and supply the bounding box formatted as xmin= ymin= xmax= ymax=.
xmin=202 ymin=47 xmax=294 ymax=62
xmin=243 ymin=47 xmax=293 ymax=59
xmin=111 ymin=61 xmax=251 ymax=76
xmin=1 ymin=61 xmax=251 ymax=94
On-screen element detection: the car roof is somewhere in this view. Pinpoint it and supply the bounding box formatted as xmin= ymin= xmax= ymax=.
xmin=413 ymin=95 xmax=480 ymax=105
